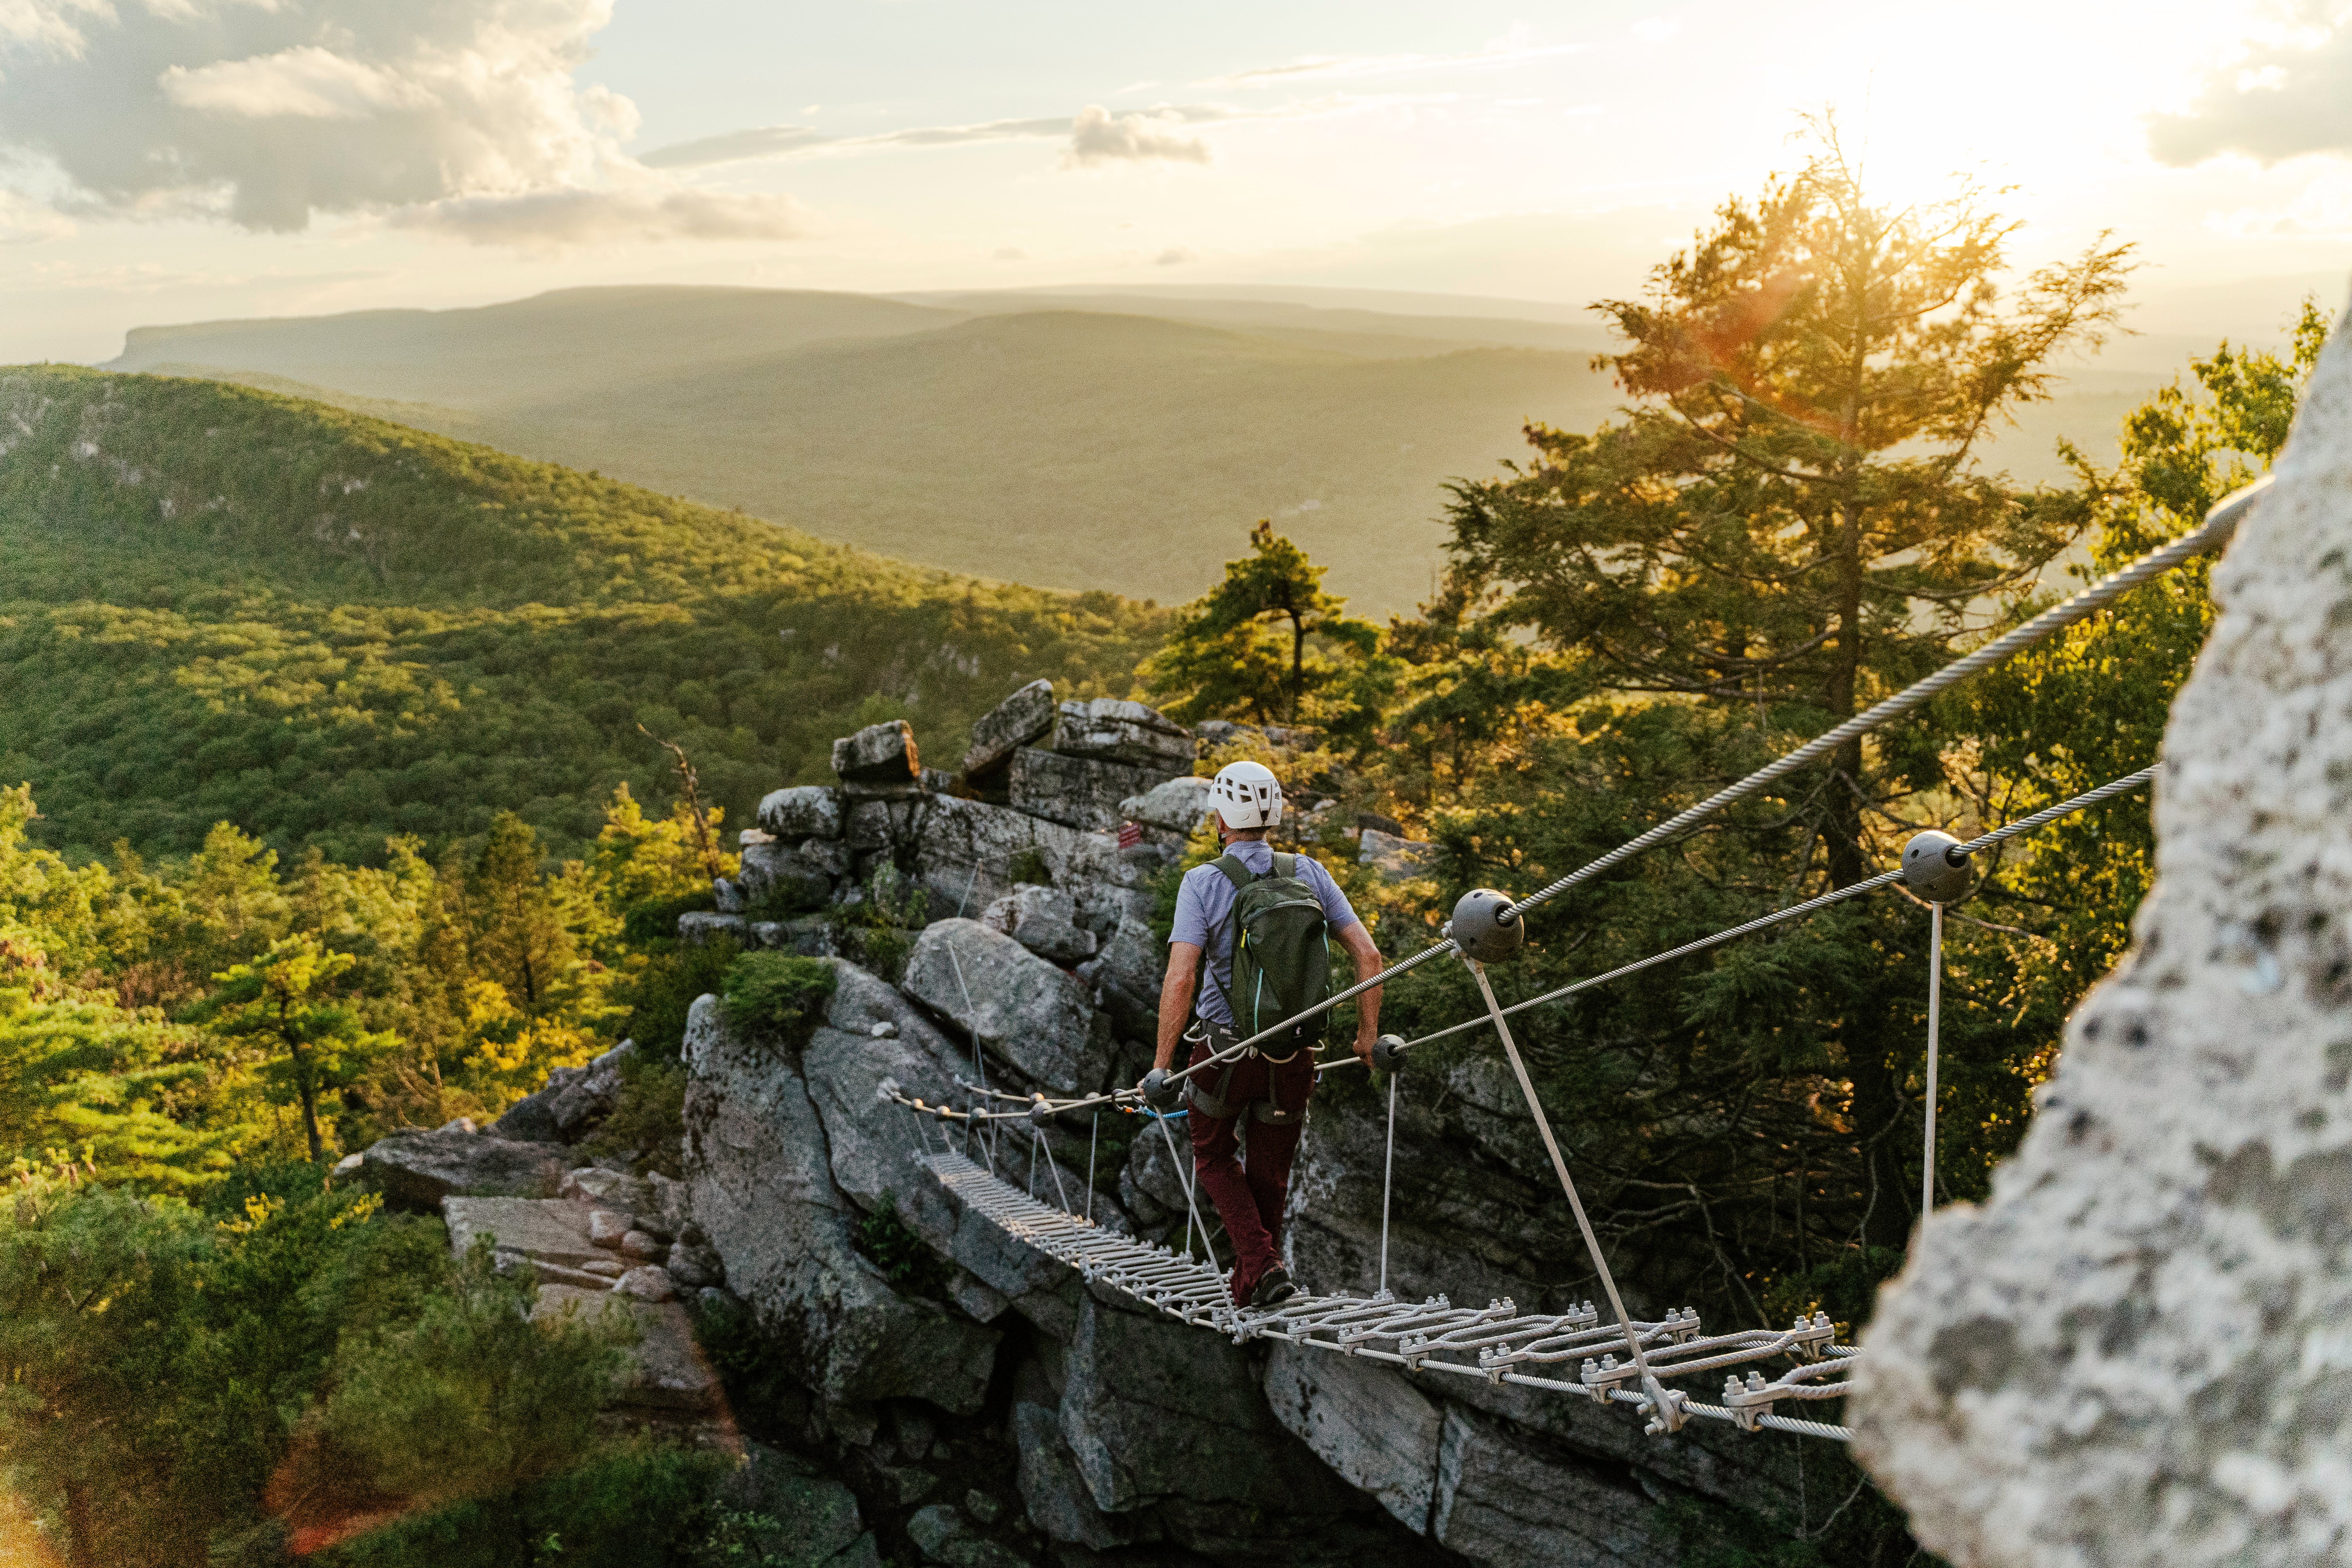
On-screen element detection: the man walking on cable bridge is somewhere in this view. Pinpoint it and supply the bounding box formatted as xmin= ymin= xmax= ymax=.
xmin=1139 ymin=760 xmax=1384 ymax=1308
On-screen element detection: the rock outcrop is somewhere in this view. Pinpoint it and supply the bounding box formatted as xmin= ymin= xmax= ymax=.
xmin=1852 ymin=309 xmax=2352 ymax=1564
xmin=681 ymin=993 xmax=1001 ymax=1417
xmin=361 ymin=1126 xmax=569 ymax=1210
xmin=899 ymin=919 xmax=1105 ymax=1096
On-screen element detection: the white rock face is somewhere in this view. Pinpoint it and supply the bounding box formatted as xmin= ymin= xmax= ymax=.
xmin=1854 ymin=307 xmax=2352 ymax=1566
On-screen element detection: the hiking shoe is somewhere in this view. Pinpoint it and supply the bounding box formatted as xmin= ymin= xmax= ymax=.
xmin=1250 ymin=1267 xmax=1297 ymax=1308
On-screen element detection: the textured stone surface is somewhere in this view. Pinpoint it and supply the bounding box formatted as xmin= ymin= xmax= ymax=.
xmin=1118 ymin=774 xmax=1212 ymax=833
xmin=801 ymin=962 xmax=973 ymax=1228
xmin=678 ymin=911 xmax=750 ymax=946
xmin=759 ymin=784 xmax=845 ymax=840
xmin=900 ymin=919 xmax=1104 ymax=1095
xmin=682 ymin=994 xmax=1000 ymax=1413
xmin=1358 ymin=828 xmax=1438 ymax=880
xmin=490 ymin=1038 xmax=638 ymax=1145
xmin=1853 ymin=312 xmax=2352 ymax=1565
xmin=1058 ymin=1293 xmax=1349 ymax=1517
xmin=1013 ymin=1400 xmax=1157 ymax=1549
xmin=445 ymin=1196 xmax=606 ymax=1271
xmin=978 ymin=884 xmax=1097 ymax=965
xmin=1007 ymin=747 xmax=1175 ymax=834
xmin=895 ymin=794 xmax=1144 ymax=929
xmin=833 ymin=719 xmax=921 ymax=785
xmin=1263 ymin=1341 xmax=1443 ymax=1534
xmin=533 ymin=1285 xmax=721 ymax=1413
xmin=361 ymin=1127 xmax=568 ymax=1210
xmin=737 ymin=840 xmax=835 ymax=911
xmin=1051 ymin=697 xmax=1194 ymax=769
xmin=1432 ymin=1405 xmax=1676 ymax=1568
xmin=963 ymin=679 xmax=1058 ymax=779
xmin=713 ymin=1443 xmax=879 ymax=1568
xmin=1081 ymin=910 xmax=1165 ymax=1037
xmin=614 ymin=1264 xmax=676 ymax=1301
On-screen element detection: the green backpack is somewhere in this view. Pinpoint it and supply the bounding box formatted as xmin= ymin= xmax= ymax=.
xmin=1212 ymin=852 xmax=1338 ymax=1060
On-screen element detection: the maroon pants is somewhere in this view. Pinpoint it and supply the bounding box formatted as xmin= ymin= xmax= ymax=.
xmin=1185 ymin=1034 xmax=1316 ymax=1305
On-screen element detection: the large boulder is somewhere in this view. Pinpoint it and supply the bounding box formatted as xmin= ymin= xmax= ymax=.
xmin=1358 ymin=828 xmax=1438 ymax=880
xmin=962 ymin=679 xmax=1058 ymax=781
xmin=978 ymin=884 xmax=1096 ymax=966
xmin=1057 ymin=1292 xmax=1350 ymax=1517
xmin=900 ymin=920 xmax=1105 ymax=1096
xmin=893 ymin=794 xmax=1146 ymax=928
xmin=1051 ymin=697 xmax=1194 ymax=770
xmin=679 ymin=911 xmax=750 ymax=946
xmin=533 ymin=1285 xmax=724 ymax=1415
xmin=711 ymin=1443 xmax=881 ymax=1568
xmin=1081 ymin=910 xmax=1164 ymax=1031
xmin=681 ymin=994 xmax=1000 ymax=1415
xmin=1014 ymin=1399 xmax=1158 ymax=1550
xmin=799 ymin=962 xmax=972 ymax=1227
xmin=1007 ymin=748 xmax=1176 ymax=834
xmin=737 ymin=840 xmax=835 ymax=911
xmin=361 ymin=1128 xmax=568 ymax=1211
xmin=758 ymin=784 xmax=845 ymax=841
xmin=1118 ymin=775 xmax=1212 ymax=834
xmin=493 ymin=1038 xmax=638 ymax=1145
xmin=1430 ymin=1405 xmax=1677 ymax=1568
xmin=1263 ymin=1342 xmax=1444 ymax=1535
xmin=1854 ymin=313 xmax=2352 ymax=1566
xmin=833 ymin=720 xmax=921 ymax=791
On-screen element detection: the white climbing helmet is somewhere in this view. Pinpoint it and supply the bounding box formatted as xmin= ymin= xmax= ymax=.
xmin=1210 ymin=760 xmax=1284 ymax=830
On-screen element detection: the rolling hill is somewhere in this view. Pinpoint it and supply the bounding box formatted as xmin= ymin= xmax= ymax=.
xmin=105 ymin=287 xmax=1621 ymax=615
xmin=0 ymin=365 xmax=1163 ymax=863
xmin=103 ymin=283 xmax=2181 ymax=617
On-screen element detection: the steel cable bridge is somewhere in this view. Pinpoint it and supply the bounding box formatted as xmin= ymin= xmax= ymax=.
xmin=873 ymin=480 xmax=2269 ymax=1449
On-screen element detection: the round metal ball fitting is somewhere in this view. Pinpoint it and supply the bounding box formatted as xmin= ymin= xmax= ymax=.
xmin=1028 ymin=1098 xmax=1055 ymax=1130
xmin=1448 ymin=888 xmax=1527 ymax=964
xmin=1371 ymin=1034 xmax=1407 ymax=1073
xmin=1901 ymin=830 xmax=1974 ymax=904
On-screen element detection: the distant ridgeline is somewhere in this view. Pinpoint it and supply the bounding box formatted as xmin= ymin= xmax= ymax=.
xmin=0 ymin=366 xmax=1164 ymax=862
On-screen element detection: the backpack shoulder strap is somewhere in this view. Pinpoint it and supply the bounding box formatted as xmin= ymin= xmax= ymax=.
xmin=1272 ymin=852 xmax=1298 ymax=879
xmin=1212 ymin=854 xmax=1256 ymax=893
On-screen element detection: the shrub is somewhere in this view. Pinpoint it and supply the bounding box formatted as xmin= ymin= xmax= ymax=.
xmin=720 ymin=953 xmax=837 ymax=1035
xmin=851 ymin=1194 xmax=952 ymax=1301
xmin=581 ymin=1054 xmax=689 ymax=1178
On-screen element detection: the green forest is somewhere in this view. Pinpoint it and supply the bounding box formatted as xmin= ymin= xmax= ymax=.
xmin=0 ymin=366 xmax=1163 ymax=862
xmin=0 ymin=141 xmax=2336 ymax=1567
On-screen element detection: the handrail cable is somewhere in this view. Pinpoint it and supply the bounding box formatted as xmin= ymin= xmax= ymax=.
xmin=989 ymin=477 xmax=2259 ymax=1123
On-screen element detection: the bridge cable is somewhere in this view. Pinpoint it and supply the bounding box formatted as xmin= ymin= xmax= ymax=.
xmin=1468 ymin=957 xmax=1686 ymax=1433
xmin=975 ymin=480 xmax=2260 ymax=1126
xmin=1328 ymin=765 xmax=2157 ymax=1069
xmin=1494 ymin=477 xmax=2263 ymax=925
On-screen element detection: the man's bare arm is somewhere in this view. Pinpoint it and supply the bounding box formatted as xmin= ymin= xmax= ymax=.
xmin=1154 ymin=942 xmax=1202 ymax=1073
xmin=1341 ymin=922 xmax=1383 ymax=1065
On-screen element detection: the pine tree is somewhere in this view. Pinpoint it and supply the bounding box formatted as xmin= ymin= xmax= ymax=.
xmin=1145 ymin=520 xmax=1379 ymax=724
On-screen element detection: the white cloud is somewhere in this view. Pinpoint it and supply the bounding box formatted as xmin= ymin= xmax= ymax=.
xmin=2203 ymin=168 xmax=2352 ymax=239
xmin=641 ymin=103 xmax=1233 ymax=172
xmin=1200 ymin=31 xmax=1581 ymax=89
xmin=0 ymin=186 xmax=72 ymax=242
xmin=160 ymin=45 xmax=431 ymax=120
xmin=1063 ymin=105 xmax=1211 ymax=168
xmin=641 ymin=124 xmax=832 ymax=170
xmin=392 ymin=186 xmax=816 ymax=251
xmin=1152 ymin=245 xmax=1198 ymax=265
xmin=0 ymin=0 xmax=785 ymax=247
xmin=2149 ymin=9 xmax=2352 ymax=164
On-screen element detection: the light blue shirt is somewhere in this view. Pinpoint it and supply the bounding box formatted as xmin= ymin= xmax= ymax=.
xmin=1168 ymin=839 xmax=1361 ymax=1027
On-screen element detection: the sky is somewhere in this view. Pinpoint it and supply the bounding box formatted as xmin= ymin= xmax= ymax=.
xmin=2 ymin=0 xmax=2350 ymax=364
